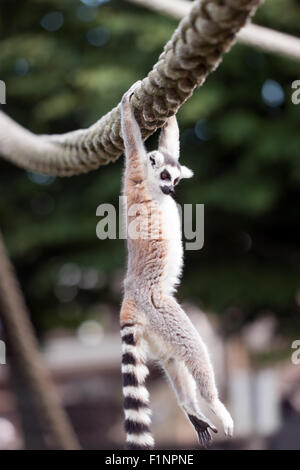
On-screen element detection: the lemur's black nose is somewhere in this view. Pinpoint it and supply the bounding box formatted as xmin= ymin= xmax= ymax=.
xmin=161 ymin=185 xmax=174 ymax=195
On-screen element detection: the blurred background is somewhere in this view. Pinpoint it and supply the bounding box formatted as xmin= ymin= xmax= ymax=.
xmin=0 ymin=0 xmax=300 ymax=450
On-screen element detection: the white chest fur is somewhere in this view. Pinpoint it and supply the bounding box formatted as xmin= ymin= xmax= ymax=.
xmin=160 ymin=196 xmax=183 ymax=294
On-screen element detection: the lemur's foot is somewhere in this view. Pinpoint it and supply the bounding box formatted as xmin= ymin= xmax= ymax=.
xmin=186 ymin=411 xmax=217 ymax=448
xmin=122 ymin=80 xmax=142 ymax=103
xmin=209 ymin=399 xmax=234 ymax=438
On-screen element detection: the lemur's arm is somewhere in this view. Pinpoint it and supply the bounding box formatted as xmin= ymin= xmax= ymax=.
xmin=121 ymin=82 xmax=146 ymax=186
xmin=158 ymin=115 xmax=180 ymax=160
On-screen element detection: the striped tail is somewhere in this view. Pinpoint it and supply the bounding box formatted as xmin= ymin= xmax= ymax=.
xmin=121 ymin=323 xmax=154 ymax=450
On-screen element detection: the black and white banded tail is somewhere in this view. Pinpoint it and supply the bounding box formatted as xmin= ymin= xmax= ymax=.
xmin=121 ymin=323 xmax=154 ymax=450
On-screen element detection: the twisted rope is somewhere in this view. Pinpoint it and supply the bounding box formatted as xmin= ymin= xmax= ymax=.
xmin=0 ymin=231 xmax=80 ymax=450
xmin=0 ymin=0 xmax=262 ymax=176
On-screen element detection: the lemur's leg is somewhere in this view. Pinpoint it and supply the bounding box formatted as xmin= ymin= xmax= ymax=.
xmin=148 ymin=295 xmax=234 ymax=437
xmin=120 ymin=297 xmax=154 ymax=450
xmin=162 ymin=357 xmax=217 ymax=447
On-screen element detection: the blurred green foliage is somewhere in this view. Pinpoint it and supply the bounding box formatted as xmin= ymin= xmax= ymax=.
xmin=0 ymin=0 xmax=300 ymax=336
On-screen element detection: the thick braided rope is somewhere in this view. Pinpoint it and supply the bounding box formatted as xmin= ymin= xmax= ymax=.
xmin=0 ymin=0 xmax=262 ymax=176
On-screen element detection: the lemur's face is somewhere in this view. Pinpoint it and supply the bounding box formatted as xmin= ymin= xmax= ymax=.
xmin=147 ymin=151 xmax=193 ymax=196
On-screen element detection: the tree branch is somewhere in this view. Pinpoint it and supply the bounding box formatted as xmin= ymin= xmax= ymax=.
xmin=129 ymin=0 xmax=300 ymax=62
xmin=0 ymin=231 xmax=80 ymax=450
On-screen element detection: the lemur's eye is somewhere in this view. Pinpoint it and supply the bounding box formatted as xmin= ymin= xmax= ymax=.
xmin=174 ymin=178 xmax=179 ymax=185
xmin=160 ymin=170 xmax=170 ymax=181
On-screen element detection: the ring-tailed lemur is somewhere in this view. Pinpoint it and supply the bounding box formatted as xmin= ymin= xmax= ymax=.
xmin=120 ymin=82 xmax=233 ymax=450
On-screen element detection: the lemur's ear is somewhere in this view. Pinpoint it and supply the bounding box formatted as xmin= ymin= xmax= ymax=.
xmin=148 ymin=151 xmax=164 ymax=168
xmin=181 ymin=165 xmax=194 ymax=179
xmin=158 ymin=115 xmax=180 ymax=161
